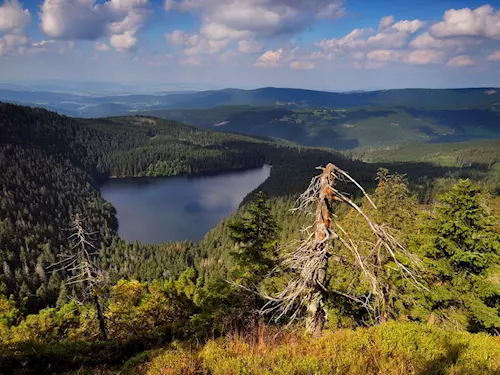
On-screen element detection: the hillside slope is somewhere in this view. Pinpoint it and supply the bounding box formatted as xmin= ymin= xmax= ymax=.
xmin=1 ymin=87 xmax=500 ymax=118
xmin=145 ymin=106 xmax=500 ymax=149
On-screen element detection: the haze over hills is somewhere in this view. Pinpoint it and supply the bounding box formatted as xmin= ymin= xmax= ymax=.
xmin=1 ymin=85 xmax=499 ymax=150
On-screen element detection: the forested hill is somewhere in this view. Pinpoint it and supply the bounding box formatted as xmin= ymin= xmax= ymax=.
xmin=1 ymin=101 xmax=498 ymax=318
xmin=2 ymin=87 xmax=500 ymax=118
xmin=0 ymin=103 xmax=272 ymax=311
xmin=2 ymin=103 xmax=500 ymax=374
xmin=0 ymin=103 xmax=365 ymax=312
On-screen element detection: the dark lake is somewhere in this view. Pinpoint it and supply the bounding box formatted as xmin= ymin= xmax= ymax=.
xmin=100 ymin=165 xmax=271 ymax=244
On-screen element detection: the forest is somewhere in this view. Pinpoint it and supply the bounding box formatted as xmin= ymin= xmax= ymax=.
xmin=0 ymin=102 xmax=499 ymax=374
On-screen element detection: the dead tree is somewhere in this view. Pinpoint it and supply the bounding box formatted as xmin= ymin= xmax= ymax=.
xmin=262 ymin=163 xmax=424 ymax=336
xmin=51 ymin=214 xmax=108 ymax=341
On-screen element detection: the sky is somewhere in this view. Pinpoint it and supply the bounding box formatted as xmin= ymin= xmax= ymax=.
xmin=0 ymin=0 xmax=499 ymax=91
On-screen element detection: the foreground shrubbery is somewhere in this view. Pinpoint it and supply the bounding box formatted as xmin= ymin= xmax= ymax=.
xmin=61 ymin=323 xmax=499 ymax=375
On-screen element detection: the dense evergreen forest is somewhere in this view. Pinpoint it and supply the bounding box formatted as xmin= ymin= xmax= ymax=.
xmin=1 ymin=102 xmax=499 ymax=374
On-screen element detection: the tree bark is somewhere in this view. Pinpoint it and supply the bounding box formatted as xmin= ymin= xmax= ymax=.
xmin=94 ymin=294 xmax=108 ymax=341
xmin=306 ymin=164 xmax=335 ymax=337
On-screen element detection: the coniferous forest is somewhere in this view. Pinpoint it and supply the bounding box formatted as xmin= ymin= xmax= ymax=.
xmin=1 ymin=102 xmax=499 ymax=375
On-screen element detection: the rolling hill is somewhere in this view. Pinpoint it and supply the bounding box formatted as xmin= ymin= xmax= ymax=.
xmin=1 ymin=87 xmax=500 ymax=118
xmin=144 ymin=105 xmax=500 ymax=149
xmin=2 ymin=87 xmax=499 ymax=150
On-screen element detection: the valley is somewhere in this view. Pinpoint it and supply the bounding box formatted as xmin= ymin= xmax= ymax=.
xmin=2 ymin=87 xmax=500 ymax=150
xmin=0 ymin=99 xmax=499 ymax=375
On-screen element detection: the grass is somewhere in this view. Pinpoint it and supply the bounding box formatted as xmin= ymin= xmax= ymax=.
xmin=66 ymin=322 xmax=499 ymax=375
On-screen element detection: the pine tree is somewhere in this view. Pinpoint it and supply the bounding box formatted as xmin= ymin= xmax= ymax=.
xmin=227 ymin=191 xmax=278 ymax=335
xmin=229 ymin=191 xmax=278 ymax=286
xmin=417 ymin=179 xmax=500 ymax=331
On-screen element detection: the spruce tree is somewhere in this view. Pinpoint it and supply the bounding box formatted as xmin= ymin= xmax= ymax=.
xmin=417 ymin=179 xmax=500 ymax=331
xmin=229 ymin=191 xmax=278 ymax=286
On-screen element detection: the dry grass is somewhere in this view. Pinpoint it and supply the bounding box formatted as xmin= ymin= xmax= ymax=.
xmin=137 ymin=323 xmax=500 ymax=375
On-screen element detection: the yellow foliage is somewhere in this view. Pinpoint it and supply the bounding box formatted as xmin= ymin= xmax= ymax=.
xmin=140 ymin=323 xmax=500 ymax=375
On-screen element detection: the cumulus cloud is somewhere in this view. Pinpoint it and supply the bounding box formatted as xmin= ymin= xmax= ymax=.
xmin=166 ymin=29 xmax=229 ymax=55
xmin=367 ymin=49 xmax=402 ymax=62
xmin=165 ymin=0 xmax=345 ymax=56
xmin=40 ymin=0 xmax=151 ymax=51
xmin=314 ymin=7 xmax=499 ymax=69
xmin=378 ymin=16 xmax=395 ymax=31
xmin=96 ymin=42 xmax=110 ymax=51
xmin=289 ymin=60 xmax=315 ymax=70
xmin=238 ymin=39 xmax=263 ymax=54
xmin=392 ymin=20 xmax=425 ymax=34
xmin=255 ymin=48 xmax=283 ymax=68
xmin=317 ymin=15 xmax=424 ymax=54
xmin=29 ymin=39 xmax=75 ymax=55
xmin=488 ymin=50 xmax=500 ymax=61
xmin=404 ymin=49 xmax=445 ymax=64
xmin=430 ymin=5 xmax=500 ymax=39
xmin=447 ymin=54 xmax=475 ymax=67
xmin=0 ymin=0 xmax=31 ymax=56
xmin=0 ymin=0 xmax=30 ymax=34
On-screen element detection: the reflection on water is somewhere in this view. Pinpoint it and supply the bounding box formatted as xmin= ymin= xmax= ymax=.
xmin=100 ymin=165 xmax=271 ymax=244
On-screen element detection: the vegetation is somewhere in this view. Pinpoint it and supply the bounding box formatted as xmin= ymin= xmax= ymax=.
xmin=145 ymin=106 xmax=500 ymax=149
xmin=0 ymin=102 xmax=499 ymax=374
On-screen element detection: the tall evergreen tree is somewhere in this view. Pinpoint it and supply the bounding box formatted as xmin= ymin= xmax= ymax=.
xmin=229 ymin=191 xmax=278 ymax=286
xmin=416 ymin=179 xmax=500 ymax=332
xmin=227 ymin=191 xmax=278 ymax=334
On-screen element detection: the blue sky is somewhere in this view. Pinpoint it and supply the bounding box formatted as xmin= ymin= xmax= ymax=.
xmin=0 ymin=0 xmax=499 ymax=91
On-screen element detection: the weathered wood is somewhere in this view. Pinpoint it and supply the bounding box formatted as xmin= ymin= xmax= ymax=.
xmin=306 ymin=163 xmax=335 ymax=337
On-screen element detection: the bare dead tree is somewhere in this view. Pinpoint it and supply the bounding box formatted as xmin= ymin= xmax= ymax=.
xmin=50 ymin=214 xmax=107 ymax=341
xmin=261 ymin=163 xmax=425 ymax=336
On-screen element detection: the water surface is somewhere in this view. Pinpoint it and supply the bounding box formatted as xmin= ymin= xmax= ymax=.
xmin=101 ymin=165 xmax=271 ymax=244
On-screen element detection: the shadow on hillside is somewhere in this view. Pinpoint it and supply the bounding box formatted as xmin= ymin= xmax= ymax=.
xmin=0 ymin=336 xmax=170 ymax=375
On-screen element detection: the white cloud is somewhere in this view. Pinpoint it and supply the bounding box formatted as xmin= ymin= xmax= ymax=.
xmin=379 ymin=16 xmax=395 ymax=31
xmin=40 ymin=0 xmax=151 ymax=51
xmin=314 ymin=9 xmax=499 ymax=68
xmin=367 ymin=49 xmax=402 ymax=62
xmin=255 ymin=48 xmax=283 ymax=68
xmin=165 ymin=0 xmax=345 ymax=56
xmin=238 ymin=39 xmax=263 ymax=54
xmin=392 ymin=20 xmax=425 ymax=34
xmin=110 ymin=31 xmax=138 ymax=51
xmin=164 ymin=0 xmax=174 ymax=11
xmin=404 ymin=49 xmax=445 ymax=64
xmin=96 ymin=42 xmax=110 ymax=51
xmin=430 ymin=5 xmax=500 ymax=39
xmin=289 ymin=60 xmax=315 ymax=70
xmin=0 ymin=0 xmax=31 ymax=56
xmin=447 ymin=55 xmax=475 ymax=67
xmin=488 ymin=50 xmax=500 ymax=61
xmin=165 ymin=30 xmax=186 ymax=45
xmin=318 ymin=16 xmax=425 ymax=54
xmin=166 ymin=29 xmax=229 ymax=55
xmin=0 ymin=0 xmax=30 ymax=34
xmin=29 ymin=39 xmax=75 ymax=55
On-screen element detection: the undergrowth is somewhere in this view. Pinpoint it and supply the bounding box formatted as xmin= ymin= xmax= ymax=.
xmin=56 ymin=322 xmax=500 ymax=375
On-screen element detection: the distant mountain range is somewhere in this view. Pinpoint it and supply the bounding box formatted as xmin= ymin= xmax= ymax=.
xmin=1 ymin=86 xmax=500 ymax=116
xmin=1 ymin=86 xmax=499 ymax=149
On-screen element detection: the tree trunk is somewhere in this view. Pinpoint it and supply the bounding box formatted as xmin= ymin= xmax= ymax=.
xmin=306 ymin=164 xmax=335 ymax=337
xmin=94 ymin=294 xmax=108 ymax=341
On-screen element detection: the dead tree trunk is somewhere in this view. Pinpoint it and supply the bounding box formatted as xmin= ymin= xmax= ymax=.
xmin=50 ymin=214 xmax=108 ymax=341
xmin=261 ymin=163 xmax=425 ymax=336
xmin=94 ymin=294 xmax=108 ymax=341
xmin=306 ymin=164 xmax=336 ymax=337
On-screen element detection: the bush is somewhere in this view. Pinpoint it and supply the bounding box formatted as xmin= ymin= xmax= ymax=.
xmin=141 ymin=323 xmax=500 ymax=375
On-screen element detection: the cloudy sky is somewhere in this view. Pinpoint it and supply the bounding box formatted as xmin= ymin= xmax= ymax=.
xmin=0 ymin=0 xmax=499 ymax=90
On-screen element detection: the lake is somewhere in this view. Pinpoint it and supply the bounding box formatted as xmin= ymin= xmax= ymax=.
xmin=100 ymin=165 xmax=271 ymax=244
